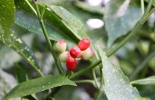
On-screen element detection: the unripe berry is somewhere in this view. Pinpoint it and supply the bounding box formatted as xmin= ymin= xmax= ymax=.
xmin=53 ymin=40 xmax=66 ymax=52
xmin=81 ymin=48 xmax=94 ymax=60
xmin=66 ymin=56 xmax=77 ymax=70
xmin=69 ymin=46 xmax=81 ymax=58
xmin=78 ymin=38 xmax=90 ymax=51
xmin=59 ymin=51 xmax=70 ymax=62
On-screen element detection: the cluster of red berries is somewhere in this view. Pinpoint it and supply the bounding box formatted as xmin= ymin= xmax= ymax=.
xmin=53 ymin=39 xmax=94 ymax=71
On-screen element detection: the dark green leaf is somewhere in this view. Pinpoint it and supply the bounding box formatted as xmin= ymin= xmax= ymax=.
xmin=0 ymin=32 xmax=40 ymax=74
xmin=131 ymin=76 xmax=155 ymax=85
xmin=104 ymin=0 xmax=141 ymax=46
xmin=14 ymin=63 xmax=27 ymax=83
xmin=49 ymin=5 xmax=85 ymax=38
xmin=14 ymin=0 xmax=86 ymax=45
xmin=15 ymin=9 xmax=75 ymax=45
xmin=99 ymin=48 xmax=141 ymax=99
xmin=0 ymin=0 xmax=15 ymax=36
xmin=3 ymin=75 xmax=76 ymax=100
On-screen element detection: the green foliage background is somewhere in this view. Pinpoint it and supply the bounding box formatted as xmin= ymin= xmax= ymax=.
xmin=0 ymin=0 xmax=155 ymax=100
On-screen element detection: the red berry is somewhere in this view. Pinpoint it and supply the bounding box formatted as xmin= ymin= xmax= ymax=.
xmin=53 ymin=40 xmax=67 ymax=52
xmin=69 ymin=46 xmax=81 ymax=58
xmin=66 ymin=56 xmax=77 ymax=70
xmin=59 ymin=51 xmax=70 ymax=62
xmin=78 ymin=38 xmax=90 ymax=51
xmin=81 ymin=47 xmax=94 ymax=60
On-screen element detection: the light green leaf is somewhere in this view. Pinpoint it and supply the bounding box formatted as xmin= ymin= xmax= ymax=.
xmin=74 ymin=1 xmax=103 ymax=15
xmin=49 ymin=5 xmax=85 ymax=39
xmin=0 ymin=32 xmax=41 ymax=75
xmin=3 ymin=75 xmax=76 ymax=100
xmin=14 ymin=63 xmax=27 ymax=83
xmin=0 ymin=0 xmax=15 ymax=36
xmin=104 ymin=0 xmax=141 ymax=46
xmin=99 ymin=48 xmax=141 ymax=100
xmin=131 ymin=76 xmax=155 ymax=85
xmin=14 ymin=0 xmax=85 ymax=45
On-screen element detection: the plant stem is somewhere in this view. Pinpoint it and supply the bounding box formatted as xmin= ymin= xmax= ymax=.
xmin=45 ymin=87 xmax=62 ymax=100
xmin=143 ymin=0 xmax=153 ymax=17
xmin=70 ymin=1 xmax=155 ymax=80
xmin=25 ymin=0 xmax=37 ymax=16
xmin=129 ymin=51 xmax=155 ymax=80
xmin=34 ymin=3 xmax=65 ymax=75
xmin=100 ymin=66 xmax=104 ymax=89
xmin=95 ymin=90 xmax=103 ymax=100
xmin=74 ymin=80 xmax=94 ymax=84
xmin=106 ymin=21 xmax=143 ymax=57
xmin=141 ymin=6 xmax=155 ymax=24
xmin=92 ymin=69 xmax=99 ymax=89
xmin=106 ymin=0 xmax=154 ymax=57
xmin=141 ymin=0 xmax=145 ymax=16
xmin=69 ymin=60 xmax=101 ymax=79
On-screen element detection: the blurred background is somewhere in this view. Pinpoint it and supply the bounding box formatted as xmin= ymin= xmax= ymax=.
xmin=1 ymin=0 xmax=155 ymax=100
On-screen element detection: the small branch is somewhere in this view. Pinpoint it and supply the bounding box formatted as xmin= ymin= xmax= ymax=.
xmin=92 ymin=69 xmax=99 ymax=89
xmin=74 ymin=80 xmax=94 ymax=84
xmin=143 ymin=0 xmax=153 ymax=17
xmin=69 ymin=60 xmax=101 ymax=79
xmin=141 ymin=6 xmax=155 ymax=24
xmin=141 ymin=0 xmax=145 ymax=16
xmin=129 ymin=51 xmax=155 ymax=80
xmin=34 ymin=3 xmax=65 ymax=75
xmin=95 ymin=90 xmax=103 ymax=100
xmin=24 ymin=0 xmax=44 ymax=77
xmin=25 ymin=0 xmax=37 ymax=16
xmin=69 ymin=0 xmax=155 ymax=80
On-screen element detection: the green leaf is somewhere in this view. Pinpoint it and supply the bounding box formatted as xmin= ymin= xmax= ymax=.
xmin=104 ymin=0 xmax=141 ymax=46
xmin=0 ymin=32 xmax=41 ymax=75
xmin=0 ymin=0 xmax=15 ymax=36
xmin=49 ymin=5 xmax=85 ymax=39
xmin=14 ymin=0 xmax=85 ymax=45
xmin=3 ymin=75 xmax=76 ymax=100
xmin=14 ymin=63 xmax=27 ymax=83
xmin=74 ymin=1 xmax=103 ymax=15
xmin=131 ymin=76 xmax=155 ymax=85
xmin=15 ymin=9 xmax=74 ymax=45
xmin=98 ymin=48 xmax=141 ymax=99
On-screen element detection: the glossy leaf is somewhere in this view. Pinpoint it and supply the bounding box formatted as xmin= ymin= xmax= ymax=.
xmin=104 ymin=0 xmax=141 ymax=46
xmin=49 ymin=5 xmax=85 ymax=39
xmin=99 ymin=48 xmax=141 ymax=100
xmin=14 ymin=0 xmax=85 ymax=45
xmin=131 ymin=76 xmax=155 ymax=85
xmin=0 ymin=0 xmax=15 ymax=36
xmin=0 ymin=32 xmax=40 ymax=74
xmin=3 ymin=75 xmax=76 ymax=100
